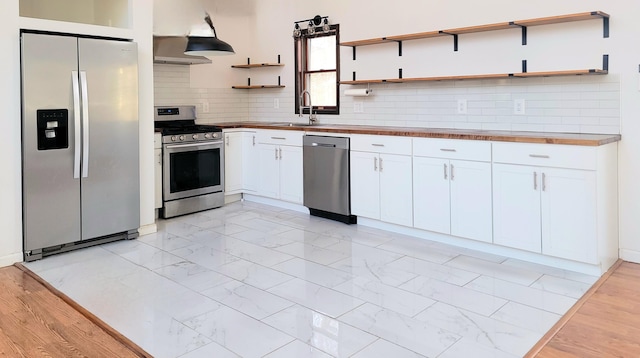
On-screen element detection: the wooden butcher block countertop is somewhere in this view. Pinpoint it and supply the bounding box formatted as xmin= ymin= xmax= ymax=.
xmin=215 ymin=122 xmax=621 ymax=146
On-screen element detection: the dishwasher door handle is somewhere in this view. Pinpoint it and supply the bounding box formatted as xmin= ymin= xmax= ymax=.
xmin=312 ymin=143 xmax=336 ymax=148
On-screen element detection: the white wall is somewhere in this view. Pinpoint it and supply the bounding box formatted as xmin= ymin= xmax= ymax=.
xmin=0 ymin=1 xmax=23 ymax=266
xmin=0 ymin=0 xmax=155 ymax=267
xmin=154 ymin=0 xmax=640 ymax=264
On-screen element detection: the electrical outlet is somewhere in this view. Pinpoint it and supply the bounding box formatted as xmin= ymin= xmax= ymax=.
xmin=354 ymin=102 xmax=364 ymax=113
xmin=273 ymin=99 xmax=279 ymax=109
xmin=202 ymin=102 xmax=209 ymax=113
xmin=457 ymin=99 xmax=467 ymax=114
xmin=514 ymin=99 xmax=525 ymax=115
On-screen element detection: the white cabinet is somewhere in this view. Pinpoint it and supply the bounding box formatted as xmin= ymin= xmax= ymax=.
xmin=256 ymin=130 xmax=303 ymax=204
xmin=413 ymin=139 xmax=492 ymax=243
xmin=492 ymin=142 xmax=614 ymax=264
xmin=224 ymin=130 xmax=259 ymax=195
xmin=242 ymin=132 xmax=259 ymax=193
xmin=20 ymin=0 xmax=130 ymax=28
xmin=154 ymin=132 xmax=162 ymax=209
xmin=350 ymin=135 xmax=413 ymax=227
xmin=224 ymin=131 xmax=243 ymax=194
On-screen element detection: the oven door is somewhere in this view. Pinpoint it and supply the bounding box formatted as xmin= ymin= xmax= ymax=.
xmin=163 ymin=140 xmax=224 ymax=201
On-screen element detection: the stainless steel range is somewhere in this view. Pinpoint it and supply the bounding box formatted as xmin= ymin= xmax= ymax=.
xmin=154 ymin=106 xmax=224 ymax=218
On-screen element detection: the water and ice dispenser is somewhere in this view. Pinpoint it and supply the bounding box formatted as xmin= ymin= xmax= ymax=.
xmin=36 ymin=109 xmax=68 ymax=150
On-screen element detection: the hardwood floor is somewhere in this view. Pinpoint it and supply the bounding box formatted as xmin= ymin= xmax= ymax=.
xmin=528 ymin=260 xmax=640 ymax=357
xmin=0 ymin=264 xmax=150 ymax=358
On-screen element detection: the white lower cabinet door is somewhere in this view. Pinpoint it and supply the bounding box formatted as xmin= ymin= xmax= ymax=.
xmin=413 ymin=156 xmax=450 ymax=234
xmin=541 ymin=168 xmax=598 ymax=263
xmin=257 ymin=144 xmax=280 ymax=199
xmin=450 ymin=160 xmax=493 ymax=243
xmin=350 ymin=151 xmax=380 ymax=220
xmin=242 ymin=132 xmax=259 ymax=192
xmin=379 ymin=154 xmax=413 ymax=227
xmin=493 ymin=163 xmax=542 ymax=253
xmin=224 ymin=132 xmax=243 ymax=193
xmin=279 ymin=145 xmax=303 ymax=204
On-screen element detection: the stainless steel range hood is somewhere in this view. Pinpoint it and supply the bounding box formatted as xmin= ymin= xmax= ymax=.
xmin=153 ymin=36 xmax=212 ymax=65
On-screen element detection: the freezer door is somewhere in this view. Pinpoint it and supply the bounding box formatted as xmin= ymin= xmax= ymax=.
xmin=78 ymin=38 xmax=140 ymax=240
xmin=21 ymin=33 xmax=82 ymax=251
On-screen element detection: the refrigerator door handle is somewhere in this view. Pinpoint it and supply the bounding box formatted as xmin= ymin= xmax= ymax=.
xmin=80 ymin=71 xmax=90 ymax=178
xmin=72 ymin=71 xmax=81 ymax=179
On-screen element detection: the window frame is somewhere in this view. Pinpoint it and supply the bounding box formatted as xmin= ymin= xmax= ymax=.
xmin=294 ymin=24 xmax=340 ymax=115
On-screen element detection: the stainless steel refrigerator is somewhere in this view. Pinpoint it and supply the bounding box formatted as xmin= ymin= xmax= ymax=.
xmin=21 ymin=32 xmax=140 ymax=261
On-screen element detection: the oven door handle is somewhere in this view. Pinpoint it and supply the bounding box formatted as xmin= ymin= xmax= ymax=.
xmin=165 ymin=142 xmax=221 ymax=150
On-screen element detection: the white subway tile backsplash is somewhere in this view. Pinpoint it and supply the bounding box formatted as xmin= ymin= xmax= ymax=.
xmin=153 ymin=64 xmax=619 ymax=134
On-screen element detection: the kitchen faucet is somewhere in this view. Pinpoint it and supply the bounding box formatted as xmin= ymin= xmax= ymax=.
xmin=299 ymin=90 xmax=317 ymax=125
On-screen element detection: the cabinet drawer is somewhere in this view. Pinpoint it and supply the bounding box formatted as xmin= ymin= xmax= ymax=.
xmin=257 ymin=130 xmax=303 ymax=146
xmin=493 ymin=142 xmax=597 ymax=170
xmin=413 ymin=138 xmax=491 ymax=161
xmin=351 ymin=134 xmax=412 ymax=155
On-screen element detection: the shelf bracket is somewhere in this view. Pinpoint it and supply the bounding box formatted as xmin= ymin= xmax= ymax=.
xmin=277 ymin=54 xmax=281 ymax=64
xmin=511 ymin=22 xmax=528 ymax=45
xmin=603 ymin=54 xmax=609 ymax=71
xmin=399 ymin=68 xmax=403 ymax=79
xmin=278 ymin=76 xmax=281 ymax=86
xmin=439 ymin=31 xmax=459 ymax=51
xmin=247 ymin=78 xmax=251 ymax=86
xmin=352 ymin=46 xmax=356 ymax=61
xmin=247 ymin=57 xmax=251 ymax=65
xmin=522 ymin=60 xmax=527 ymax=73
xmin=389 ymin=40 xmax=402 ymax=56
xmin=353 ymin=71 xmax=356 ymax=81
xmin=602 ymin=16 xmax=609 ymax=38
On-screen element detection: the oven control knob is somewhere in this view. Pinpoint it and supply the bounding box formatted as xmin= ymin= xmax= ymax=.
xmin=192 ymin=134 xmax=198 ymax=140
xmin=213 ymin=133 xmax=220 ymax=139
xmin=204 ymin=133 xmax=211 ymax=139
xmin=179 ymin=135 xmax=185 ymax=141
xmin=171 ymin=136 xmax=177 ymax=142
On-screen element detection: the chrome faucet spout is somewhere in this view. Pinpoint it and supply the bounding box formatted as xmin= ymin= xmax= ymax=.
xmin=299 ymin=90 xmax=317 ymax=125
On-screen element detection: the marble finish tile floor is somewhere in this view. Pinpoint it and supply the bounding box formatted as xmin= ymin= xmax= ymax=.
xmin=24 ymin=201 xmax=599 ymax=358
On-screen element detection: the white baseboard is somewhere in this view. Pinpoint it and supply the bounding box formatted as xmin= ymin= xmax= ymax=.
xmin=358 ymin=217 xmax=606 ymax=276
xmin=0 ymin=252 xmax=24 ymax=267
xmin=138 ymin=223 xmax=157 ymax=237
xmin=242 ymin=195 xmax=308 ymax=213
xmin=620 ymin=249 xmax=640 ymax=264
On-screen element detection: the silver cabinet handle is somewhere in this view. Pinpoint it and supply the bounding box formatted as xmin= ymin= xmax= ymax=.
xmin=279 ymin=147 xmax=282 ymax=160
xmin=542 ymin=172 xmax=546 ymax=191
xmin=529 ymin=154 xmax=550 ymax=159
xmin=533 ymin=171 xmax=538 ymax=190
xmin=444 ymin=163 xmax=448 ymax=180
xmin=253 ymin=135 xmax=256 ymax=146
xmin=71 ymin=71 xmax=81 ymax=179
xmin=440 ymin=149 xmax=457 ymax=152
xmin=275 ymin=147 xmax=278 ymax=160
xmin=379 ymin=157 xmax=383 ymax=172
xmin=271 ymin=136 xmax=286 ymax=140
xmin=80 ymin=71 xmax=89 ymax=178
xmin=372 ymin=144 xmax=385 ymax=147
xmin=374 ymin=157 xmax=378 ymax=171
xmin=451 ymin=164 xmax=455 ymax=181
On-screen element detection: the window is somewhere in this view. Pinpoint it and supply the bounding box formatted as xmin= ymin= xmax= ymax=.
xmin=295 ymin=24 xmax=339 ymax=115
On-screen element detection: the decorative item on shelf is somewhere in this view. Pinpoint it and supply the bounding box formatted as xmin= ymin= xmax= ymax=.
xmin=292 ymin=15 xmax=330 ymax=38
xmin=185 ymin=12 xmax=235 ymax=57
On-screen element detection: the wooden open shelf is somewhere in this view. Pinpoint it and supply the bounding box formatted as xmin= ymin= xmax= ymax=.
xmin=514 ymin=11 xmax=609 ymax=27
xmin=231 ymin=63 xmax=284 ymax=69
xmin=231 ymin=56 xmax=285 ymax=89
xmin=232 ymin=85 xmax=285 ymax=89
xmin=340 ymin=11 xmax=609 ymax=48
xmin=340 ymin=69 xmax=607 ymax=85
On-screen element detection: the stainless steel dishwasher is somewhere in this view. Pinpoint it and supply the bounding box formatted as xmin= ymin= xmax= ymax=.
xmin=303 ymin=135 xmax=356 ymax=224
